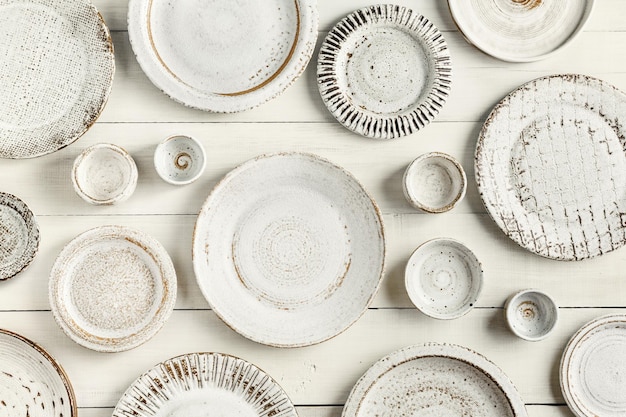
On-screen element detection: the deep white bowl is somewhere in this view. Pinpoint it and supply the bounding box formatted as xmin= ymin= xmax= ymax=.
xmin=154 ymin=135 xmax=206 ymax=185
xmin=505 ymin=289 xmax=558 ymax=341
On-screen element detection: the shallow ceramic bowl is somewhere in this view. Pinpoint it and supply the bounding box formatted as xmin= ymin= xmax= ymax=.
xmin=403 ymin=152 xmax=466 ymax=213
xmin=505 ymin=289 xmax=558 ymax=341
xmin=154 ymin=135 xmax=206 ymax=185
xmin=72 ymin=143 xmax=138 ymax=205
xmin=405 ymin=238 xmax=483 ymax=320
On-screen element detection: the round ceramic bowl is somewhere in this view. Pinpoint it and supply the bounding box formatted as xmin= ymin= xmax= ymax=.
xmin=505 ymin=289 xmax=558 ymax=341
xmin=405 ymin=238 xmax=483 ymax=320
xmin=72 ymin=143 xmax=138 ymax=205
xmin=154 ymin=135 xmax=206 ymax=185
xmin=403 ymin=152 xmax=467 ymax=213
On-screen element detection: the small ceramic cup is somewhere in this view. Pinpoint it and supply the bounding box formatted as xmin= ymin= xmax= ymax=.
xmin=154 ymin=135 xmax=206 ymax=185
xmin=505 ymin=289 xmax=559 ymax=341
xmin=403 ymin=152 xmax=467 ymax=213
xmin=72 ymin=143 xmax=138 ymax=205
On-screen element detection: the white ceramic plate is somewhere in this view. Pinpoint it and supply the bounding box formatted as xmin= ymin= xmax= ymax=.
xmin=0 ymin=192 xmax=39 ymax=280
xmin=0 ymin=329 xmax=76 ymax=417
xmin=113 ymin=352 xmax=296 ymax=417
xmin=561 ymin=314 xmax=626 ymax=417
xmin=448 ymin=0 xmax=594 ymax=62
xmin=0 ymin=0 xmax=114 ymax=159
xmin=128 ymin=0 xmax=318 ymax=113
xmin=49 ymin=225 xmax=177 ymax=352
xmin=343 ymin=343 xmax=527 ymax=417
xmin=193 ymin=153 xmax=385 ymax=347
xmin=318 ymin=5 xmax=451 ymax=139
xmin=476 ymin=74 xmax=626 ymax=261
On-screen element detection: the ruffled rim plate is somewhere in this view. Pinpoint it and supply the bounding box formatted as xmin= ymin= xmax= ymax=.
xmin=0 ymin=192 xmax=39 ymax=280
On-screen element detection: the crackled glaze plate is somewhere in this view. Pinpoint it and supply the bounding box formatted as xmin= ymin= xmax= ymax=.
xmin=0 ymin=192 xmax=39 ymax=280
xmin=476 ymin=74 xmax=626 ymax=261
xmin=193 ymin=153 xmax=385 ymax=347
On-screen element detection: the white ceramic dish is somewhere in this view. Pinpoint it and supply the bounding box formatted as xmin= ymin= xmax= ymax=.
xmin=0 ymin=0 xmax=114 ymax=159
xmin=154 ymin=135 xmax=206 ymax=185
xmin=505 ymin=289 xmax=558 ymax=341
xmin=403 ymin=152 xmax=466 ymax=213
xmin=128 ymin=0 xmax=318 ymax=113
xmin=193 ymin=152 xmax=385 ymax=347
xmin=0 ymin=329 xmax=76 ymax=417
xmin=318 ymin=5 xmax=451 ymax=139
xmin=49 ymin=225 xmax=177 ymax=352
xmin=448 ymin=0 xmax=594 ymax=62
xmin=0 ymin=192 xmax=39 ymax=280
xmin=476 ymin=74 xmax=626 ymax=261
xmin=561 ymin=314 xmax=626 ymax=417
xmin=343 ymin=343 xmax=528 ymax=417
xmin=405 ymin=238 xmax=483 ymax=320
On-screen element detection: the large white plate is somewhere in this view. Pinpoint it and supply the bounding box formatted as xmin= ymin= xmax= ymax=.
xmin=192 ymin=153 xmax=385 ymax=347
xmin=476 ymin=74 xmax=626 ymax=261
xmin=128 ymin=0 xmax=318 ymax=113
xmin=0 ymin=192 xmax=39 ymax=280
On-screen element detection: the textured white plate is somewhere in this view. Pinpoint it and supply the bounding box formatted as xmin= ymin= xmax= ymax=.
xmin=448 ymin=0 xmax=594 ymax=62
xmin=343 ymin=343 xmax=527 ymax=417
xmin=0 ymin=329 xmax=76 ymax=417
xmin=476 ymin=74 xmax=626 ymax=261
xmin=318 ymin=5 xmax=451 ymax=139
xmin=49 ymin=225 xmax=177 ymax=352
xmin=128 ymin=0 xmax=318 ymax=113
xmin=0 ymin=192 xmax=39 ymax=280
xmin=193 ymin=153 xmax=385 ymax=347
xmin=561 ymin=314 xmax=626 ymax=417
xmin=0 ymin=0 xmax=114 ymax=159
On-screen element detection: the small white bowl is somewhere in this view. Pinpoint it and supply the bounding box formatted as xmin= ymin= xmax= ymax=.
xmin=403 ymin=152 xmax=467 ymax=213
xmin=405 ymin=238 xmax=483 ymax=320
xmin=154 ymin=135 xmax=206 ymax=185
xmin=505 ymin=289 xmax=558 ymax=341
xmin=72 ymin=143 xmax=138 ymax=205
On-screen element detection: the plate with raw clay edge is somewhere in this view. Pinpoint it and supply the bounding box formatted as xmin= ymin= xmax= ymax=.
xmin=0 ymin=192 xmax=40 ymax=281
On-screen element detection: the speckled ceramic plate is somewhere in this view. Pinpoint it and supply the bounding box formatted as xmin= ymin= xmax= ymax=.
xmin=0 ymin=329 xmax=76 ymax=417
xmin=318 ymin=5 xmax=451 ymax=139
xmin=49 ymin=225 xmax=177 ymax=352
xmin=113 ymin=352 xmax=296 ymax=417
xmin=476 ymin=74 xmax=626 ymax=261
xmin=128 ymin=0 xmax=318 ymax=113
xmin=193 ymin=153 xmax=385 ymax=347
xmin=0 ymin=192 xmax=39 ymax=280
xmin=343 ymin=343 xmax=527 ymax=417
xmin=0 ymin=0 xmax=114 ymax=159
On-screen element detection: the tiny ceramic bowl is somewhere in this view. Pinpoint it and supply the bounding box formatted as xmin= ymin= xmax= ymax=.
xmin=72 ymin=143 xmax=138 ymax=205
xmin=405 ymin=238 xmax=483 ymax=320
xmin=154 ymin=135 xmax=206 ymax=185
xmin=402 ymin=152 xmax=467 ymax=213
xmin=505 ymin=289 xmax=559 ymax=341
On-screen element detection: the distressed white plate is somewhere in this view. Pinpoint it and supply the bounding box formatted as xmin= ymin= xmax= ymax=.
xmin=318 ymin=5 xmax=451 ymax=139
xmin=0 ymin=329 xmax=76 ymax=417
xmin=476 ymin=74 xmax=626 ymax=261
xmin=193 ymin=153 xmax=385 ymax=347
xmin=343 ymin=343 xmax=527 ymax=417
xmin=0 ymin=192 xmax=39 ymax=280
xmin=128 ymin=0 xmax=318 ymax=113
xmin=49 ymin=225 xmax=177 ymax=352
xmin=448 ymin=0 xmax=594 ymax=62
xmin=0 ymin=0 xmax=114 ymax=159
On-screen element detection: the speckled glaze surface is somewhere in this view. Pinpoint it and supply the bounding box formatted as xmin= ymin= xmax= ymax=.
xmin=505 ymin=289 xmax=558 ymax=341
xmin=0 ymin=192 xmax=39 ymax=281
xmin=476 ymin=74 xmax=626 ymax=261
xmin=0 ymin=329 xmax=76 ymax=417
xmin=343 ymin=343 xmax=527 ymax=417
xmin=154 ymin=135 xmax=206 ymax=185
xmin=405 ymin=238 xmax=483 ymax=320
xmin=128 ymin=0 xmax=318 ymax=113
xmin=561 ymin=314 xmax=626 ymax=417
xmin=113 ymin=352 xmax=296 ymax=417
xmin=318 ymin=5 xmax=451 ymax=139
xmin=193 ymin=152 xmax=385 ymax=347
xmin=0 ymin=0 xmax=114 ymax=159
xmin=448 ymin=0 xmax=594 ymax=62
xmin=49 ymin=225 xmax=177 ymax=352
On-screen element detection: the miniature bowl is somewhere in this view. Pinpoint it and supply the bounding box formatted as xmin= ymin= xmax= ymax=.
xmin=72 ymin=143 xmax=138 ymax=205
xmin=405 ymin=238 xmax=483 ymax=320
xmin=403 ymin=152 xmax=467 ymax=213
xmin=505 ymin=289 xmax=558 ymax=341
xmin=154 ymin=135 xmax=206 ymax=185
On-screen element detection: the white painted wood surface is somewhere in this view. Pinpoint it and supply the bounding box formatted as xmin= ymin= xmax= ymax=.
xmin=1 ymin=1 xmax=624 ymax=416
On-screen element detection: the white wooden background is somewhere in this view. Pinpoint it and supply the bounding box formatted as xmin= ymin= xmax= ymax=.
xmin=2 ymin=1 xmax=625 ymax=416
